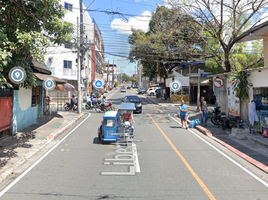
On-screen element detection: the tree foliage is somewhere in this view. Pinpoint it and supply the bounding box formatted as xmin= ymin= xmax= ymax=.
xmin=129 ymin=6 xmax=206 ymax=80
xmin=164 ymin=0 xmax=268 ymax=72
xmin=0 ymin=0 xmax=74 ymax=89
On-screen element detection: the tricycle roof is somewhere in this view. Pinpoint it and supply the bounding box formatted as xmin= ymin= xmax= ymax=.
xmin=104 ymin=111 xmax=118 ymax=118
xmin=119 ymin=103 xmax=136 ymax=110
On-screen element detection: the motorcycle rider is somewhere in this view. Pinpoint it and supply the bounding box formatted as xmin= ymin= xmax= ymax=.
xmin=100 ymin=95 xmax=107 ymax=109
xmin=86 ymin=93 xmax=93 ymax=107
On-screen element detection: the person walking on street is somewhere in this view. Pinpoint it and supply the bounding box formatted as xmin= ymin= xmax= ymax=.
xmin=179 ymin=100 xmax=188 ymax=129
xmin=71 ymin=94 xmax=76 ymax=111
xmin=199 ymin=96 xmax=208 ymax=126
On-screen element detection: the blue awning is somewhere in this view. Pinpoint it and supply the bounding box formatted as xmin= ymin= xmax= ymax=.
xmin=180 ymin=61 xmax=205 ymax=66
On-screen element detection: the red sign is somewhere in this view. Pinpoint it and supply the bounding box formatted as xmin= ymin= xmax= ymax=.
xmin=213 ymin=78 xmax=224 ymax=88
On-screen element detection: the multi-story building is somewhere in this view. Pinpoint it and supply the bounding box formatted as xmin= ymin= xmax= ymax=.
xmin=90 ymin=19 xmax=105 ymax=92
xmin=103 ymin=63 xmax=117 ymax=87
xmin=44 ymin=0 xmax=104 ymax=98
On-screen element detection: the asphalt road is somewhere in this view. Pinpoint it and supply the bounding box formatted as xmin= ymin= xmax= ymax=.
xmin=1 ymin=86 xmax=268 ymax=200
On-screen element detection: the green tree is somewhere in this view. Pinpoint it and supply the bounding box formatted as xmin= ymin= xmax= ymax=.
xmin=129 ymin=6 xmax=205 ymax=81
xmin=121 ymin=73 xmax=131 ymax=82
xmin=165 ymin=0 xmax=268 ymax=72
xmin=0 ymin=0 xmax=74 ymax=89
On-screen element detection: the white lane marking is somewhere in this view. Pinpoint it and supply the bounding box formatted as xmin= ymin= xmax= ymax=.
xmin=132 ymin=143 xmax=141 ymax=173
xmin=168 ymin=114 xmax=268 ymax=188
xmin=0 ymin=114 xmax=92 ymax=197
xmin=107 ymin=89 xmax=118 ymax=100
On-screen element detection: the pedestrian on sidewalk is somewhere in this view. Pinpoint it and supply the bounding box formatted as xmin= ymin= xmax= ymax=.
xmin=199 ymin=96 xmax=208 ymax=126
xmin=179 ymin=100 xmax=188 ymax=129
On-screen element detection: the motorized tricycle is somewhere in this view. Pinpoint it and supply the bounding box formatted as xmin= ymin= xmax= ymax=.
xmin=98 ymin=103 xmax=135 ymax=142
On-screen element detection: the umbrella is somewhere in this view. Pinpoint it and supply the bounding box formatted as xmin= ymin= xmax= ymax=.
xmin=63 ymin=83 xmax=76 ymax=91
xmin=55 ymin=83 xmax=76 ymax=91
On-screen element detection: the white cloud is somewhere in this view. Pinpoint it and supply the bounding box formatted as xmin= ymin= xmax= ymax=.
xmin=135 ymin=0 xmax=142 ymax=2
xmin=110 ymin=10 xmax=152 ymax=34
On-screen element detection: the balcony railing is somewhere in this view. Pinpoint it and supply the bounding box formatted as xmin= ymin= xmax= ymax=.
xmin=50 ymin=68 xmax=77 ymax=78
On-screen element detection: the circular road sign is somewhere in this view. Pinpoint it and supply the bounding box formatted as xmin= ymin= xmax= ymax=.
xmin=8 ymin=67 xmax=26 ymax=84
xmin=94 ymin=80 xmax=103 ymax=89
xmin=213 ymin=78 xmax=224 ymax=88
xmin=170 ymin=80 xmax=181 ymax=91
xmin=43 ymin=78 xmax=55 ymax=91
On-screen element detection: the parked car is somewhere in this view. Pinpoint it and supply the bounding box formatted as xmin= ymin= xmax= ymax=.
xmin=120 ymin=87 xmax=126 ymax=92
xmin=122 ymin=95 xmax=142 ymax=113
xmin=138 ymin=87 xmax=146 ymax=94
xmin=146 ymin=87 xmax=160 ymax=96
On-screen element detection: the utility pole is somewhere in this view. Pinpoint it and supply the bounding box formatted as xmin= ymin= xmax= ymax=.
xmin=77 ymin=0 xmax=83 ymax=114
xmin=197 ymin=68 xmax=200 ymax=111
xmin=112 ymin=60 xmax=114 ymax=86
xmin=76 ymin=17 xmax=81 ymax=113
xmin=107 ymin=60 xmax=109 ymax=88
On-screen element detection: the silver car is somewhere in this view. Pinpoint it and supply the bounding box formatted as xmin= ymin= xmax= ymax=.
xmin=120 ymin=87 xmax=126 ymax=92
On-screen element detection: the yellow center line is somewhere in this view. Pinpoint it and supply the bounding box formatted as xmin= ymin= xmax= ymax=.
xmin=148 ymin=114 xmax=216 ymax=200
xmin=154 ymin=106 xmax=163 ymax=113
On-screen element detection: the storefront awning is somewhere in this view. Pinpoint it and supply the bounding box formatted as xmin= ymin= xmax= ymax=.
xmin=34 ymin=73 xmax=66 ymax=84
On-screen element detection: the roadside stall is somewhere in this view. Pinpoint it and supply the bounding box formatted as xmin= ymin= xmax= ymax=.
xmin=248 ymin=67 xmax=268 ymax=137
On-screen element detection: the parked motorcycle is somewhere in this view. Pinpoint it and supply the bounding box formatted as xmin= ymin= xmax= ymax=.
xmin=95 ymin=102 xmax=115 ymax=113
xmin=64 ymin=102 xmax=77 ymax=111
xmin=211 ymin=106 xmax=227 ymax=129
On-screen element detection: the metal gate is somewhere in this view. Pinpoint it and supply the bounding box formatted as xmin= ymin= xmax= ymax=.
xmin=0 ymin=89 xmax=13 ymax=135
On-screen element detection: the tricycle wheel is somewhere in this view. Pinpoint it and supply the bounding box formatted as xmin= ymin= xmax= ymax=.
xmin=98 ymin=125 xmax=103 ymax=141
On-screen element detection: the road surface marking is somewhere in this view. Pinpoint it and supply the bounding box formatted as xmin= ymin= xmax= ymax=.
xmin=148 ymin=114 xmax=216 ymax=200
xmin=0 ymin=114 xmax=92 ymax=198
xmin=143 ymin=97 xmax=164 ymax=113
xmin=168 ymin=114 xmax=268 ymax=188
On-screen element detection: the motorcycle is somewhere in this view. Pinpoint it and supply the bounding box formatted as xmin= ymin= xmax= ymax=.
xmin=85 ymin=99 xmax=101 ymax=110
xmin=64 ymin=102 xmax=77 ymax=111
xmin=211 ymin=106 xmax=227 ymax=129
xmin=95 ymin=102 xmax=115 ymax=113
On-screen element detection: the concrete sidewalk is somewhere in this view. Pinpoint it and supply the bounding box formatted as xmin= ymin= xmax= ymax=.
xmin=0 ymin=87 xmax=119 ymax=184
xmin=146 ymin=95 xmax=268 ymax=173
xmin=0 ymin=111 xmax=85 ymax=184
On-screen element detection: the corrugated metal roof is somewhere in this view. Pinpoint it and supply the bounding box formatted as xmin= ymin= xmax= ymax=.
xmin=27 ymin=58 xmax=51 ymax=75
xmin=34 ymin=73 xmax=66 ymax=84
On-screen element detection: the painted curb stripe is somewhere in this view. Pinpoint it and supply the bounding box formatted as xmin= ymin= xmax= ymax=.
xmin=169 ymin=114 xmax=268 ymax=188
xmin=148 ymin=114 xmax=216 ymax=200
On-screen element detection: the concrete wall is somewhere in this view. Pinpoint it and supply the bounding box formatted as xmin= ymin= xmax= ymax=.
xmin=12 ymin=88 xmax=38 ymax=135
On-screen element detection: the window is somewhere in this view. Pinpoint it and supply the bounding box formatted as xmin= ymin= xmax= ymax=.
xmin=32 ymin=86 xmax=41 ymax=107
xmin=64 ymin=60 xmax=72 ymax=69
xmin=64 ymin=43 xmax=72 ymax=49
xmin=105 ymin=119 xmax=115 ymax=127
xmin=64 ymin=2 xmax=73 ymax=11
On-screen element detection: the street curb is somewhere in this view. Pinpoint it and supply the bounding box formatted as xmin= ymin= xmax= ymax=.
xmin=189 ymin=119 xmax=268 ymax=173
xmin=0 ymin=113 xmax=85 ymax=184
xmin=46 ymin=113 xmax=84 ymax=141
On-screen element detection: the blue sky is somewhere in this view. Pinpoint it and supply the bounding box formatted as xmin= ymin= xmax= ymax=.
xmin=82 ymin=0 xmax=164 ymax=76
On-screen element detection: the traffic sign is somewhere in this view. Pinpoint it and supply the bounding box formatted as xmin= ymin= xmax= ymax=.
xmin=8 ymin=67 xmax=26 ymax=84
xmin=170 ymin=80 xmax=181 ymax=91
xmin=200 ymin=73 xmax=211 ymax=77
xmin=94 ymin=80 xmax=103 ymax=89
xmin=213 ymin=77 xmax=224 ymax=88
xmin=43 ymin=78 xmax=55 ymax=91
